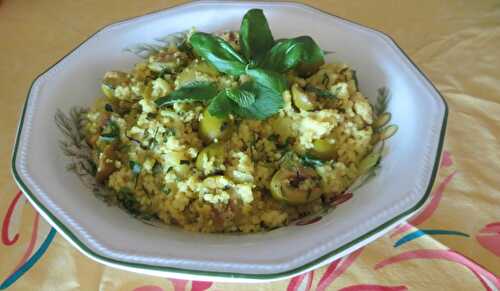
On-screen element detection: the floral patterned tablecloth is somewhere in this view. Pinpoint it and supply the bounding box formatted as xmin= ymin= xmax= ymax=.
xmin=1 ymin=0 xmax=499 ymax=290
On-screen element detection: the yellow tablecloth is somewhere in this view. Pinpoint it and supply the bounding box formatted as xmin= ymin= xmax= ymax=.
xmin=1 ymin=1 xmax=499 ymax=290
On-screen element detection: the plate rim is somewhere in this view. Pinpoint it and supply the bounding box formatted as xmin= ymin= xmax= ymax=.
xmin=10 ymin=0 xmax=448 ymax=281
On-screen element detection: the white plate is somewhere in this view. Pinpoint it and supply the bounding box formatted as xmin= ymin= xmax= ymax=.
xmin=12 ymin=1 xmax=447 ymax=283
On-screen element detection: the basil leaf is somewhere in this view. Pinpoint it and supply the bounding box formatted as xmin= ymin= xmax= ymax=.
xmin=235 ymin=81 xmax=284 ymax=120
xmin=260 ymin=36 xmax=325 ymax=77
xmin=155 ymin=82 xmax=218 ymax=107
xmin=189 ymin=32 xmax=247 ymax=76
xmin=240 ymin=9 xmax=274 ymax=63
xmin=207 ymin=90 xmax=239 ymax=118
xmin=226 ymin=88 xmax=256 ymax=108
xmin=246 ymin=68 xmax=287 ymax=93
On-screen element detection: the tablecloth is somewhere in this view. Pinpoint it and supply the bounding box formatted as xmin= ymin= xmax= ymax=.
xmin=1 ymin=0 xmax=499 ymax=290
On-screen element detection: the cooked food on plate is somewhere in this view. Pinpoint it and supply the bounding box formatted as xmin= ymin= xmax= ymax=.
xmin=80 ymin=9 xmax=383 ymax=232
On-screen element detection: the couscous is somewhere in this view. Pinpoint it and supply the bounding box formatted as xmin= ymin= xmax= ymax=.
xmin=81 ymin=9 xmax=381 ymax=232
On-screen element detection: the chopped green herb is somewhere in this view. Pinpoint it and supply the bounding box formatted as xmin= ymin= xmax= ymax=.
xmin=100 ymin=121 xmax=120 ymax=142
xmin=148 ymin=127 xmax=159 ymax=149
xmin=104 ymin=103 xmax=113 ymax=112
xmin=164 ymin=128 xmax=176 ymax=137
xmin=161 ymin=187 xmax=172 ymax=196
xmin=300 ymin=155 xmax=324 ymax=167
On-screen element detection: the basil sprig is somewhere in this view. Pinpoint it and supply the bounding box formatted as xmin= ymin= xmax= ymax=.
xmin=160 ymin=8 xmax=326 ymax=120
xmin=189 ymin=32 xmax=247 ymax=76
xmin=208 ymin=80 xmax=284 ymax=120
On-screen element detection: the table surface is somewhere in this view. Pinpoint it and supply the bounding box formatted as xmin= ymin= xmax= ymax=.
xmin=1 ymin=1 xmax=499 ymax=290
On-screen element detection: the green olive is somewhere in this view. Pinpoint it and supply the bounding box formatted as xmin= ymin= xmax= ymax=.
xmin=195 ymin=143 xmax=226 ymax=173
xmin=199 ymin=108 xmax=231 ymax=142
xmin=192 ymin=61 xmax=219 ymax=77
xmin=310 ymin=139 xmax=337 ymax=160
xmin=270 ymin=162 xmax=323 ymax=204
xmin=291 ymin=83 xmax=316 ymax=111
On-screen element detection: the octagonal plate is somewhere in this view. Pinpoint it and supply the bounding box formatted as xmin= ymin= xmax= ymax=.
xmin=12 ymin=1 xmax=447 ymax=282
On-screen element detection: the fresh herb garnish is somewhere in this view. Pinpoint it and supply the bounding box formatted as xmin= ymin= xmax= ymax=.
xmin=245 ymin=68 xmax=287 ymax=93
xmin=189 ymin=32 xmax=247 ymax=76
xmin=118 ymin=188 xmax=141 ymax=215
xmin=239 ymin=9 xmax=274 ymax=63
xmin=226 ymin=87 xmax=256 ymax=108
xmin=155 ymin=81 xmax=218 ymax=107
xmin=155 ymin=9 xmax=327 ymax=120
xmin=259 ymin=36 xmax=325 ymax=77
xmin=207 ymin=89 xmax=240 ymax=118
xmin=208 ymin=80 xmax=284 ymax=120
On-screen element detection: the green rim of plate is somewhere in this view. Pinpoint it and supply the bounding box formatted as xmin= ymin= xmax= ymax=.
xmin=11 ymin=1 xmax=449 ymax=281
